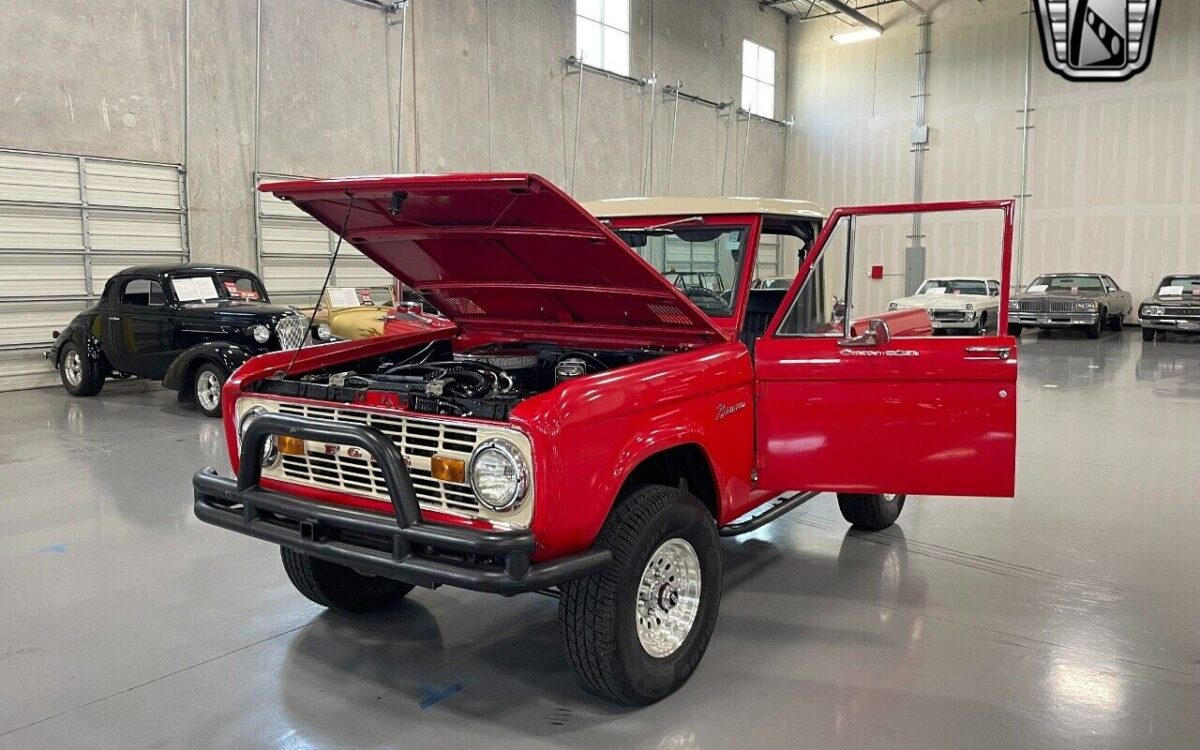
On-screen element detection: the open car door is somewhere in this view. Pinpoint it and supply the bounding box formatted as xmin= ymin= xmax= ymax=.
xmin=754 ymin=201 xmax=1017 ymax=498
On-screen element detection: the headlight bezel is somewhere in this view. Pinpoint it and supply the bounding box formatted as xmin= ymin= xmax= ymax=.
xmin=1008 ymin=300 xmax=1020 ymax=311
xmin=468 ymin=438 xmax=529 ymax=513
xmin=1142 ymin=305 xmax=1165 ymax=317
xmin=249 ymin=324 xmax=271 ymax=344
xmin=237 ymin=405 xmax=280 ymax=468
xmin=1075 ymin=299 xmax=1098 ymax=311
xmin=316 ymin=322 xmax=333 ymax=341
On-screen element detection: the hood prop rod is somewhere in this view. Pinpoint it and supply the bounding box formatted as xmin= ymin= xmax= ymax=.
xmin=281 ymin=193 xmax=356 ymax=378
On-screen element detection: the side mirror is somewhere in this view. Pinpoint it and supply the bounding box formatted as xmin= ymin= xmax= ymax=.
xmin=843 ymin=318 xmax=891 ymax=347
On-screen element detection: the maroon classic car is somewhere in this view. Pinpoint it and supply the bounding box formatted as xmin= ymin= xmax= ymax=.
xmin=192 ymin=174 xmax=1019 ymax=705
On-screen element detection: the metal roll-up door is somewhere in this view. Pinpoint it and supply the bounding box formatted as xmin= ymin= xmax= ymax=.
xmin=0 ymin=149 xmax=188 ymax=392
xmin=256 ymin=173 xmax=392 ymax=306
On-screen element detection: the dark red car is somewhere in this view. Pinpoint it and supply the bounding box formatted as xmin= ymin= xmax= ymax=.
xmin=193 ymin=174 xmax=1018 ymax=705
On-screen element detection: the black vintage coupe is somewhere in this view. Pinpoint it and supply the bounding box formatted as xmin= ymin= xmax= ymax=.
xmin=48 ymin=263 xmax=330 ymax=417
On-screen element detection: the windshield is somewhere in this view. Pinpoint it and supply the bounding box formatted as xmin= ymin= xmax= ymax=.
xmin=753 ymin=277 xmax=793 ymax=290
xmin=1028 ymin=275 xmax=1104 ymax=292
xmin=916 ymin=278 xmax=989 ymax=296
xmin=1158 ymin=276 xmax=1200 ymax=296
xmin=616 ymin=225 xmax=748 ymax=318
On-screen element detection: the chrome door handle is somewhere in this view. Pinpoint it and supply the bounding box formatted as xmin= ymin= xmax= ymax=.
xmin=107 ymin=316 xmax=121 ymax=321
xmin=964 ymin=346 xmax=1012 ymax=360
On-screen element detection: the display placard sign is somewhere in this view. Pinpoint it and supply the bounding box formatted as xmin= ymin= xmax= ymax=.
xmin=325 ymin=287 xmax=360 ymax=309
xmin=1027 ymin=284 xmax=1048 ymax=293
xmin=172 ymin=276 xmax=219 ymax=302
xmin=1159 ymin=285 xmax=1184 ymax=296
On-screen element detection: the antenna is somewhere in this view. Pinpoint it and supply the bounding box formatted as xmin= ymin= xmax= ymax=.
xmin=282 ymin=193 xmax=357 ymax=378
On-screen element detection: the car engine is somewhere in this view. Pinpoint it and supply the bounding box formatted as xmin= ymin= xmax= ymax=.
xmin=252 ymin=342 xmax=666 ymax=420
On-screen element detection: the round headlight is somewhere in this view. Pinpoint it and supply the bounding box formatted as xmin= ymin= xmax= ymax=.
xmin=468 ymin=439 xmax=528 ymax=512
xmin=238 ymin=406 xmax=279 ymax=467
xmin=316 ymin=322 xmax=332 ymax=341
xmin=1143 ymin=305 xmax=1164 ymax=317
xmin=250 ymin=324 xmax=271 ymax=344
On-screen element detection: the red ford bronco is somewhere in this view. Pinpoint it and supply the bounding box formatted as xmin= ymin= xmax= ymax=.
xmin=194 ymin=173 xmax=1018 ymax=705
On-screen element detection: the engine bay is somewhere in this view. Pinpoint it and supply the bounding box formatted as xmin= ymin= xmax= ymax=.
xmin=251 ymin=341 xmax=670 ymax=420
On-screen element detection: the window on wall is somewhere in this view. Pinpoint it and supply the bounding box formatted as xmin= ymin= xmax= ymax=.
xmin=741 ymin=40 xmax=776 ymax=119
xmin=576 ymin=0 xmax=630 ymax=76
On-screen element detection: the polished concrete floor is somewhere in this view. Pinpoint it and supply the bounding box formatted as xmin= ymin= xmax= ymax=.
xmin=1 ymin=328 xmax=1197 ymax=749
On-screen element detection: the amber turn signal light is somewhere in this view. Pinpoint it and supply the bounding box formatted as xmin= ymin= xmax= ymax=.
xmin=277 ymin=435 xmax=306 ymax=456
xmin=431 ymin=455 xmax=466 ymax=484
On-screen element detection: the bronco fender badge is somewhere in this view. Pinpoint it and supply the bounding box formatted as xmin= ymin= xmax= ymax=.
xmin=716 ymin=401 xmax=747 ymax=421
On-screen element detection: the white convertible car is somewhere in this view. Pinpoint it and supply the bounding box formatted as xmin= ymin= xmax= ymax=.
xmin=888 ymin=277 xmax=1003 ymax=335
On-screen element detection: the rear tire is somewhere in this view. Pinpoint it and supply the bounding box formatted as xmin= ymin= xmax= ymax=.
xmin=559 ymin=485 xmax=722 ymax=706
xmin=837 ymin=493 xmax=906 ymax=531
xmin=1142 ymin=327 xmax=1156 ymax=342
xmin=1109 ymin=314 xmax=1124 ymax=331
xmin=192 ymin=362 xmax=228 ymax=418
xmin=280 ymin=548 xmax=414 ymax=614
xmin=1007 ymin=324 xmax=1022 ymax=336
xmin=59 ymin=341 xmax=105 ymax=396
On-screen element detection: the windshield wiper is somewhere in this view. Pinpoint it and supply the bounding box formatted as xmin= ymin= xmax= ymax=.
xmin=623 ymin=216 xmax=706 ymax=234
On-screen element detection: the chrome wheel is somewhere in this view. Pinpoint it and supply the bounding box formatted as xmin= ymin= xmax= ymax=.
xmin=196 ymin=370 xmax=222 ymax=413
xmin=635 ymin=538 xmax=702 ymax=659
xmin=63 ymin=350 xmax=83 ymax=387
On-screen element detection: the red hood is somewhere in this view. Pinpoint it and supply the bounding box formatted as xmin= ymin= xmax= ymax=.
xmin=260 ymin=173 xmax=725 ymax=347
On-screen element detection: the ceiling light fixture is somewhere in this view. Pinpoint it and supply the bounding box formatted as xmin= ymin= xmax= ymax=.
xmin=831 ymin=27 xmax=882 ymax=44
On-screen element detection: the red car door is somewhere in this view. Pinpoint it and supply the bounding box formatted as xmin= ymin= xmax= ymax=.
xmin=754 ymin=201 xmax=1018 ymax=498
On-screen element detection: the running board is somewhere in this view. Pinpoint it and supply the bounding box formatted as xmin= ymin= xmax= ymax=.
xmin=718 ymin=491 xmax=820 ymax=537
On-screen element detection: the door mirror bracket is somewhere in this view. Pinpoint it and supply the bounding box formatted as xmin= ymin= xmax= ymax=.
xmin=842 ymin=318 xmax=891 ymax=347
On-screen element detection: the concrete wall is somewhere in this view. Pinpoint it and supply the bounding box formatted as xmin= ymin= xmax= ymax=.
xmin=1 ymin=0 xmax=790 ymax=274
xmin=785 ymin=0 xmax=1200 ymax=309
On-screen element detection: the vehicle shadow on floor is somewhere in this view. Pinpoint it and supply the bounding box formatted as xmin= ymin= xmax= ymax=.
xmin=273 ymin=522 xmax=924 ymax=743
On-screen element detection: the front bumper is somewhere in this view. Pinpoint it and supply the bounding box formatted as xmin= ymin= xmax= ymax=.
xmin=1012 ymin=311 xmax=1099 ymax=327
xmin=1140 ymin=317 xmax=1200 ymax=333
xmin=193 ymin=413 xmax=610 ymax=594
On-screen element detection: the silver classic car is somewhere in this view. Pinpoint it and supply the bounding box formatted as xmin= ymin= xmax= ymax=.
xmin=887 ymin=277 xmax=1002 ymax=335
xmin=1008 ymin=273 xmax=1133 ymax=339
xmin=1139 ymin=274 xmax=1200 ymax=341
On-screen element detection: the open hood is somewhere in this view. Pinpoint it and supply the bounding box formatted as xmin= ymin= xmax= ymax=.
xmin=261 ymin=173 xmax=726 ymax=346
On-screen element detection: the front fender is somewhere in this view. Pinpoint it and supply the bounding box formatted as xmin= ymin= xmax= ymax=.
xmin=163 ymin=341 xmax=263 ymax=391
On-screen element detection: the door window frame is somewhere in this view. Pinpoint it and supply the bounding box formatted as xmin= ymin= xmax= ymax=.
xmin=764 ymin=200 xmax=1017 ymax=342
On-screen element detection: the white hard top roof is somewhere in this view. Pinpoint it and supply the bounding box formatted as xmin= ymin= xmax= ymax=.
xmin=582 ymin=196 xmax=826 ymax=220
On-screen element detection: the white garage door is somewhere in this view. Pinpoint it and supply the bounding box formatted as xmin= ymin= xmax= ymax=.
xmin=256 ymin=173 xmax=392 ymax=306
xmin=0 ymin=149 xmax=188 ymax=392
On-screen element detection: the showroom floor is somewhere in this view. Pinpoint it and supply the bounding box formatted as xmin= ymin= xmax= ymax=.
xmin=1 ymin=329 xmax=1197 ymax=749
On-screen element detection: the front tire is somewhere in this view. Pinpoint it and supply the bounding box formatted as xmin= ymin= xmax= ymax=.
xmin=1085 ymin=309 xmax=1104 ymax=339
xmin=192 ymin=362 xmax=228 ymax=418
xmin=280 ymin=548 xmax=414 ymax=614
xmin=837 ymin=493 xmax=906 ymax=531
xmin=559 ymin=485 xmax=722 ymax=706
xmin=1007 ymin=323 xmax=1022 ymax=336
xmin=972 ymin=313 xmax=986 ymax=336
xmin=1142 ymin=327 xmax=1156 ymax=342
xmin=59 ymin=341 xmax=105 ymax=396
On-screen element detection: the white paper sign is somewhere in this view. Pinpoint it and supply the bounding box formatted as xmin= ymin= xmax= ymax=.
xmin=1158 ymin=285 xmax=1184 ymax=296
xmin=325 ymin=287 xmax=361 ymax=309
xmin=172 ymin=276 xmax=219 ymax=302
xmin=924 ymin=287 xmax=947 ymax=295
xmin=1027 ymin=284 xmax=1048 ymax=293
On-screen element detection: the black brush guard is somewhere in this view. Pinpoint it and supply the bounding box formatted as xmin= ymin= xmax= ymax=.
xmin=192 ymin=413 xmax=611 ymax=594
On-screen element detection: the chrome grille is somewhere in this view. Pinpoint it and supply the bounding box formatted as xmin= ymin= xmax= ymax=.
xmin=931 ymin=310 xmax=967 ymax=321
xmin=1166 ymin=306 xmax=1200 ymax=317
xmin=1018 ymin=298 xmax=1076 ymax=313
xmin=271 ymin=401 xmax=483 ymax=515
xmin=275 ymin=314 xmax=307 ymax=349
